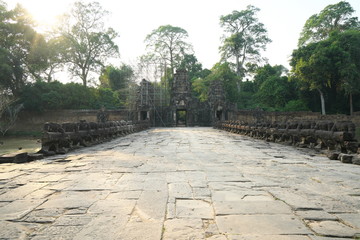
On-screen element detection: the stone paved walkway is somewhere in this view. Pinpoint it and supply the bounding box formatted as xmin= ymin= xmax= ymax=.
xmin=1 ymin=127 xmax=360 ymax=240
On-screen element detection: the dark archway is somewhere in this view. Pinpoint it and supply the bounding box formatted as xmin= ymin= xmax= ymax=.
xmin=176 ymin=110 xmax=187 ymax=126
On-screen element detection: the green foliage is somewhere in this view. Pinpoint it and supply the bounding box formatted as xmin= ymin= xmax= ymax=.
xmin=192 ymin=63 xmax=241 ymax=104
xmin=179 ymin=54 xmax=203 ymax=81
xmin=99 ymin=64 xmax=134 ymax=91
xmin=219 ymin=5 xmax=271 ymax=77
xmin=291 ymin=29 xmax=360 ymax=114
xmin=93 ymin=88 xmax=121 ymax=109
xmin=20 ymin=81 xmax=121 ymax=111
xmin=144 ymin=25 xmax=193 ymax=75
xmin=332 ymin=30 xmax=360 ymax=95
xmin=41 ymin=37 xmax=67 ymax=83
xmin=253 ymin=64 xmax=287 ymax=91
xmin=192 ymin=77 xmax=209 ymax=102
xmin=56 ymin=1 xmax=119 ymax=87
xmin=299 ymin=1 xmax=360 ymax=46
xmin=0 ymin=3 xmax=47 ymax=96
xmin=256 ymin=76 xmax=295 ymax=109
xmin=283 ymin=100 xmax=310 ymax=112
xmin=206 ymin=63 xmax=240 ymax=103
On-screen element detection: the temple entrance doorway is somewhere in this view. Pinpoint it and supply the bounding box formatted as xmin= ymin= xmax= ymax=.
xmin=176 ymin=110 xmax=187 ymax=127
xmin=216 ymin=110 xmax=223 ymax=121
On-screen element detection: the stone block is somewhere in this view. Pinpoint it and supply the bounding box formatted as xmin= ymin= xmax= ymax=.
xmin=176 ymin=199 xmax=214 ymax=219
xmin=308 ymin=220 xmax=359 ymax=238
xmin=338 ymin=153 xmax=353 ymax=163
xmin=327 ymin=152 xmax=339 ymax=160
xmin=28 ymin=154 xmax=44 ymax=161
xmin=0 ymin=152 xmax=28 ymax=163
xmin=214 ymin=200 xmax=292 ymax=215
xmin=336 ymin=213 xmax=360 ymax=228
xmin=216 ymin=215 xmax=311 ymax=235
xmin=295 ymin=210 xmax=338 ymax=221
xmin=352 ymin=155 xmax=360 ymax=165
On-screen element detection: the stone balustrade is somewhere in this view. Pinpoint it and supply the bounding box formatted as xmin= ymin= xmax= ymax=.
xmin=215 ymin=120 xmax=359 ymax=155
xmin=41 ymin=120 xmax=150 ymax=155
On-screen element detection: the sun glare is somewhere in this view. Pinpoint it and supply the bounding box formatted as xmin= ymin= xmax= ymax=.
xmin=21 ymin=0 xmax=67 ymax=31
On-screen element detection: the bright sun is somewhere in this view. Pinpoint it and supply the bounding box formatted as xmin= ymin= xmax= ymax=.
xmin=19 ymin=0 xmax=69 ymax=31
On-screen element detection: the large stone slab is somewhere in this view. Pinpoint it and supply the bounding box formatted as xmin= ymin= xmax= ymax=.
xmin=212 ymin=190 xmax=271 ymax=202
xmin=0 ymin=182 xmax=48 ymax=201
xmin=0 ymin=171 xmax=25 ymax=180
xmin=0 ymin=199 xmax=46 ymax=220
xmin=336 ymin=213 xmax=360 ymax=228
xmin=53 ymin=215 xmax=93 ymax=226
xmin=216 ymin=214 xmax=311 ymax=235
xmin=39 ymin=191 xmax=108 ymax=210
xmin=307 ymin=220 xmax=359 ymax=238
xmin=227 ymin=235 xmax=312 ymax=240
xmin=117 ymin=221 xmax=163 ymax=240
xmin=135 ymin=190 xmax=168 ymax=221
xmin=32 ymin=225 xmax=84 ymax=239
xmin=72 ymin=215 xmax=128 ymax=240
xmin=0 ymin=221 xmax=28 ymax=239
xmin=269 ymin=190 xmax=322 ymax=210
xmin=176 ymin=199 xmax=214 ymax=219
xmin=87 ymin=199 xmax=135 ymax=215
xmin=295 ymin=210 xmax=338 ymax=221
xmin=214 ymin=200 xmax=292 ymax=215
xmin=168 ymin=182 xmax=193 ymax=202
xmin=163 ymin=218 xmax=204 ymax=240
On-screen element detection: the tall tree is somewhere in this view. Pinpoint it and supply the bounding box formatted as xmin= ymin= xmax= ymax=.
xmin=330 ymin=30 xmax=360 ymax=115
xmin=179 ymin=54 xmax=203 ymax=81
xmin=41 ymin=36 xmax=67 ymax=83
xmin=298 ymin=1 xmax=360 ymax=46
xmin=0 ymin=2 xmax=47 ymax=96
xmin=219 ymin=5 xmax=271 ymax=79
xmin=57 ymin=1 xmax=119 ymax=87
xmin=144 ymin=25 xmax=193 ymax=76
xmin=290 ymin=40 xmax=342 ymax=115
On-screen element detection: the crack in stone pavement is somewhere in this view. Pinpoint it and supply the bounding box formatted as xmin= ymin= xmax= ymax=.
xmin=0 ymin=127 xmax=359 ymax=240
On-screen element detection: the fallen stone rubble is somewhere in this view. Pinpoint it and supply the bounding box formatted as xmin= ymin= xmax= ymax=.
xmin=0 ymin=120 xmax=150 ymax=164
xmin=215 ymin=120 xmax=360 ymax=165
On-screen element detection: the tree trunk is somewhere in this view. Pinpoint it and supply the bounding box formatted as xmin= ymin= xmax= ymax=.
xmin=349 ymin=93 xmax=353 ymax=116
xmin=235 ymin=55 xmax=241 ymax=77
xmin=235 ymin=55 xmax=241 ymax=93
xmin=82 ymin=77 xmax=87 ymax=87
xmin=81 ymin=68 xmax=87 ymax=87
xmin=317 ymin=89 xmax=326 ymax=115
xmin=170 ymin=50 xmax=174 ymax=76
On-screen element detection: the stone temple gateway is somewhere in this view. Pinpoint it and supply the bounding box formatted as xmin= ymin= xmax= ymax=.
xmin=134 ymin=69 xmax=235 ymax=127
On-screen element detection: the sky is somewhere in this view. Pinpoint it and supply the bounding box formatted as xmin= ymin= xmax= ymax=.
xmin=4 ymin=0 xmax=360 ymax=78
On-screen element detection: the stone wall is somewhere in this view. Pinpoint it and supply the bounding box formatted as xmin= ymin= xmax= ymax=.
xmin=12 ymin=110 xmax=130 ymax=132
xmin=234 ymin=110 xmax=360 ymax=126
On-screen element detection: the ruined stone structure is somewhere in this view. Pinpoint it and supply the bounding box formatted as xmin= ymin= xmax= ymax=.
xmin=216 ymin=120 xmax=359 ymax=163
xmin=170 ymin=69 xmax=208 ymax=126
xmin=41 ymin=120 xmax=150 ymax=155
xmin=208 ymin=80 xmax=229 ymax=121
xmin=135 ymin=79 xmax=154 ymax=121
xmin=134 ymin=69 xmax=235 ymax=127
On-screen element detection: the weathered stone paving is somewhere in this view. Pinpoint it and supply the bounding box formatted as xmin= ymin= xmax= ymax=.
xmin=0 ymin=127 xmax=359 ymax=239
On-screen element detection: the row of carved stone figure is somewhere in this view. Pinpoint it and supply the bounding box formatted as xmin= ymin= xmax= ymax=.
xmin=41 ymin=120 xmax=150 ymax=155
xmin=215 ymin=120 xmax=358 ymax=153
